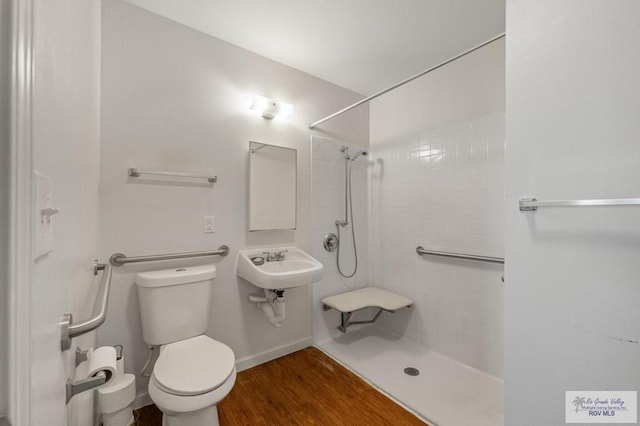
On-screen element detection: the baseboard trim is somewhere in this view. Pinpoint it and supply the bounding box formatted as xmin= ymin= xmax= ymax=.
xmin=235 ymin=337 xmax=313 ymax=372
xmin=133 ymin=391 xmax=153 ymax=411
xmin=132 ymin=337 xmax=313 ymax=410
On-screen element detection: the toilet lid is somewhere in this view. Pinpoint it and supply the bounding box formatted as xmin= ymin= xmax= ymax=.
xmin=153 ymin=335 xmax=235 ymax=396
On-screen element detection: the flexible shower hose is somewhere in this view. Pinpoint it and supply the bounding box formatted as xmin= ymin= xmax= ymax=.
xmin=336 ymin=160 xmax=358 ymax=278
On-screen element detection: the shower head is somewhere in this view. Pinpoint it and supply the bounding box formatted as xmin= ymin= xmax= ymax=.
xmin=341 ymin=146 xmax=368 ymax=161
xmin=350 ymin=150 xmax=368 ymax=161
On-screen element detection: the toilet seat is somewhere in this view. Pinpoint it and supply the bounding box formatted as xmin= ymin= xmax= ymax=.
xmin=149 ymin=367 xmax=236 ymax=418
xmin=153 ymin=335 xmax=235 ymax=396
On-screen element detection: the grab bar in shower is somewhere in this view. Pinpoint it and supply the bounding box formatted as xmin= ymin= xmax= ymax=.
xmin=128 ymin=168 xmax=217 ymax=183
xmin=519 ymin=197 xmax=640 ymax=211
xmin=61 ymin=262 xmax=112 ymax=351
xmin=109 ymin=245 xmax=230 ymax=266
xmin=416 ymin=246 xmax=504 ymax=264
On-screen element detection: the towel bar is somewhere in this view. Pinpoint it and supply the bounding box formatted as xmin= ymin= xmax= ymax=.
xmin=519 ymin=196 xmax=640 ymax=211
xmin=128 ymin=168 xmax=217 ymax=183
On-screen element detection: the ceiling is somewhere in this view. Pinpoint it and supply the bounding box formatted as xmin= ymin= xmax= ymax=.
xmin=123 ymin=0 xmax=505 ymax=96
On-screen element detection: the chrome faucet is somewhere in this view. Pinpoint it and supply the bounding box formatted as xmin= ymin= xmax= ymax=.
xmin=263 ymin=249 xmax=288 ymax=262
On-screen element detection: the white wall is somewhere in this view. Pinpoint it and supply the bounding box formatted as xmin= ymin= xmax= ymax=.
xmin=369 ymin=40 xmax=505 ymax=377
xmin=311 ymin=137 xmax=369 ymax=343
xmin=0 ymin=0 xmax=10 ymax=417
xmin=505 ymin=1 xmax=640 ymax=424
xmin=31 ymin=0 xmax=101 ymax=424
xmin=99 ymin=0 xmax=368 ymax=403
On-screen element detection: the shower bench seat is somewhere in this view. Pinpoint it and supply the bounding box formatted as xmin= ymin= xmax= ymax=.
xmin=322 ymin=287 xmax=413 ymax=333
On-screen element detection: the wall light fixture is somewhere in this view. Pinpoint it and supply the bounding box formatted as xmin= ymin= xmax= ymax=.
xmin=249 ymin=94 xmax=294 ymax=119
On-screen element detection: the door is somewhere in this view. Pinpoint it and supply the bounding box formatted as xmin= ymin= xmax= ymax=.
xmin=505 ymin=1 xmax=640 ymax=425
xmin=7 ymin=0 xmax=102 ymax=424
xmin=0 ymin=0 xmax=10 ymax=420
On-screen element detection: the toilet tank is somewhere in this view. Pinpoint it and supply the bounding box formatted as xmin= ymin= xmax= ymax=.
xmin=135 ymin=265 xmax=216 ymax=346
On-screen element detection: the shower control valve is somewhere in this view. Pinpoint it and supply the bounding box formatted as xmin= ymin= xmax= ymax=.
xmin=323 ymin=233 xmax=339 ymax=253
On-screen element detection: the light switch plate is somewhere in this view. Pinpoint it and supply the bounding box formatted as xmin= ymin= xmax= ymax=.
xmin=34 ymin=171 xmax=54 ymax=259
xmin=204 ymin=216 xmax=215 ymax=233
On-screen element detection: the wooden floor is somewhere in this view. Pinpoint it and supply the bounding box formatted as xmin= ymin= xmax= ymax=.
xmin=134 ymin=347 xmax=426 ymax=425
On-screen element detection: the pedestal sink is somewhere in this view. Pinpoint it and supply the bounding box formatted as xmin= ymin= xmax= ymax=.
xmin=236 ymin=247 xmax=323 ymax=290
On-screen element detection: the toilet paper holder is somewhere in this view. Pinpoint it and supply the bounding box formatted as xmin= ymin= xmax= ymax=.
xmin=68 ymin=346 xmax=117 ymax=404
xmin=66 ymin=371 xmax=107 ymax=404
xmin=75 ymin=347 xmax=89 ymax=367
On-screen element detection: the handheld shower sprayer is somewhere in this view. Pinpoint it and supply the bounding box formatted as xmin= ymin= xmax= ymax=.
xmin=333 ymin=145 xmax=368 ymax=278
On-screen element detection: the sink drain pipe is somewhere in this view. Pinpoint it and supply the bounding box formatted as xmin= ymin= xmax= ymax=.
xmin=249 ymin=289 xmax=286 ymax=327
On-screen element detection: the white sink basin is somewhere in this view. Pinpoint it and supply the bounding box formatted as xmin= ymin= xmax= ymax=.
xmin=237 ymin=247 xmax=323 ymax=290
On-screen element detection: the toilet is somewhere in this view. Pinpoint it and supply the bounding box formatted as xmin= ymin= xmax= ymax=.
xmin=135 ymin=265 xmax=236 ymax=426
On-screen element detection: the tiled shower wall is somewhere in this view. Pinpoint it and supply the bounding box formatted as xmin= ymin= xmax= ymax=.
xmin=369 ymin=40 xmax=505 ymax=378
xmin=311 ymin=136 xmax=369 ymax=343
xmin=369 ymin=113 xmax=505 ymax=377
xmin=312 ymin=42 xmax=505 ymax=378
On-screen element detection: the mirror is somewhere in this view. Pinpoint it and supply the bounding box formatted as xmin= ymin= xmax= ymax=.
xmin=249 ymin=141 xmax=297 ymax=231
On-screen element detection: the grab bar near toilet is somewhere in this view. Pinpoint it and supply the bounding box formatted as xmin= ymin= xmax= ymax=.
xmin=109 ymin=245 xmax=230 ymax=266
xmin=60 ymin=261 xmax=112 ymax=351
xmin=60 ymin=260 xmax=111 ymax=351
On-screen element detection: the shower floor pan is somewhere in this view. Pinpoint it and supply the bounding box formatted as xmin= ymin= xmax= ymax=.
xmin=316 ymin=328 xmax=503 ymax=426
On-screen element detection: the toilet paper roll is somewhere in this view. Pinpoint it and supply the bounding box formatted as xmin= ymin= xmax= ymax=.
xmin=115 ymin=356 xmax=124 ymax=381
xmin=88 ymin=346 xmax=117 ymax=386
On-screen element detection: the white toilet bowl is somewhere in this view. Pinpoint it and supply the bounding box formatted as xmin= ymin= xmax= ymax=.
xmin=148 ymin=335 xmax=236 ymax=426
xmin=135 ymin=266 xmax=237 ymax=425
